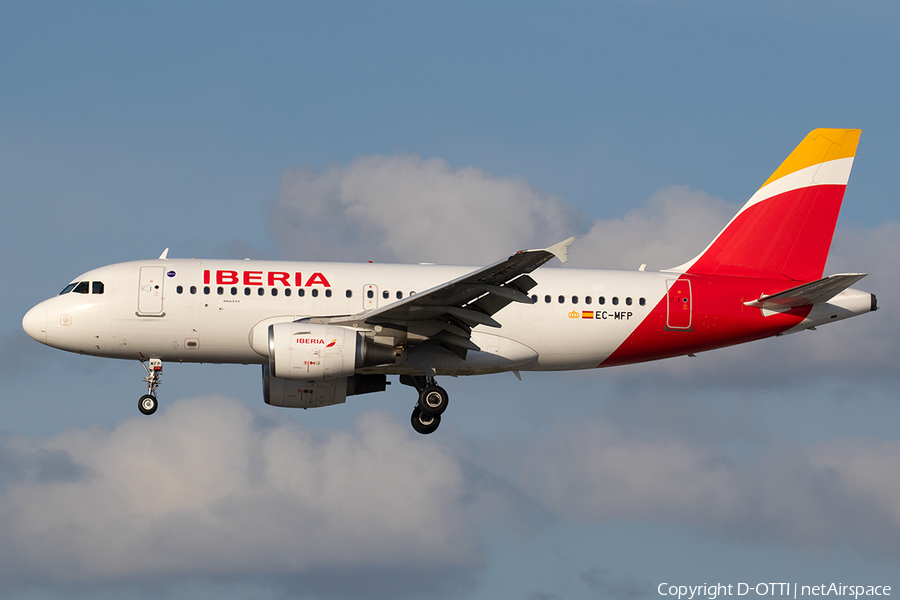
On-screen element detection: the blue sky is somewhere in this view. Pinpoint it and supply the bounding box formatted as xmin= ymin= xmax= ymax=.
xmin=3 ymin=2 xmax=900 ymax=599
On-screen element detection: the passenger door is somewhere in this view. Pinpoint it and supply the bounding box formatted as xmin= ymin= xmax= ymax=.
xmin=138 ymin=266 xmax=165 ymax=316
xmin=666 ymin=279 xmax=692 ymax=330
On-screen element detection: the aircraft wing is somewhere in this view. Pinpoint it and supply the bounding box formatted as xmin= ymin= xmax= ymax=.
xmin=310 ymin=238 xmax=575 ymax=357
xmin=743 ymin=273 xmax=868 ymax=313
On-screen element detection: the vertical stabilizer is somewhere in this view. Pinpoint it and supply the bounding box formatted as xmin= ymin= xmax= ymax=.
xmin=671 ymin=129 xmax=861 ymax=281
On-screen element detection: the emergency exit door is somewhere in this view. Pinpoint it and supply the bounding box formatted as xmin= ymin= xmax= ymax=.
xmin=138 ymin=266 xmax=165 ymax=315
xmin=666 ymin=279 xmax=692 ymax=330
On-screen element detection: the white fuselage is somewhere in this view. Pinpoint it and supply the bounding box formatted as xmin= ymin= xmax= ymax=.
xmin=24 ymin=258 xmax=669 ymax=375
xmin=23 ymin=257 xmax=875 ymax=379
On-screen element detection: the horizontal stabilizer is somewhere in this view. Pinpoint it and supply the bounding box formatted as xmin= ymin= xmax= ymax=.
xmin=744 ymin=273 xmax=867 ymax=313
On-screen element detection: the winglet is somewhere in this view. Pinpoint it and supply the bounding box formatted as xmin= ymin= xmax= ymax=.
xmin=158 ymin=248 xmax=169 ymax=260
xmin=544 ymin=237 xmax=576 ymax=263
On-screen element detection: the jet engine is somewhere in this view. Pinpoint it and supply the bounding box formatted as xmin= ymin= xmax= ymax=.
xmin=262 ymin=366 xmax=389 ymax=408
xmin=267 ymin=322 xmax=396 ymax=381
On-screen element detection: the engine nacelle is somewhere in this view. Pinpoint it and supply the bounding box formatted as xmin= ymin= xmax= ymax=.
xmin=267 ymin=322 xmax=396 ymax=381
xmin=262 ymin=366 xmax=389 ymax=408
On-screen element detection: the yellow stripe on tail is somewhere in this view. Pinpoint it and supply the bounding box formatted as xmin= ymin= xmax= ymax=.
xmin=761 ymin=128 xmax=860 ymax=188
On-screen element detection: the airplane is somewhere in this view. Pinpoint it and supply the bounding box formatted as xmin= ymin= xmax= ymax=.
xmin=22 ymin=128 xmax=877 ymax=434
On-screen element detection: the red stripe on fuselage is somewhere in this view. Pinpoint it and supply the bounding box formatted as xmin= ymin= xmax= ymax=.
xmin=600 ymin=274 xmax=812 ymax=367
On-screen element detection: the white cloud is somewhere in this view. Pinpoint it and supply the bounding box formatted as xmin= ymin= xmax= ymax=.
xmin=568 ymin=185 xmax=736 ymax=270
xmin=0 ymin=398 xmax=481 ymax=593
xmin=269 ymin=154 xmax=586 ymax=265
xmin=269 ymin=155 xmax=737 ymax=271
xmin=501 ymin=420 xmax=900 ymax=553
xmin=2 ymin=397 xmax=899 ymax=595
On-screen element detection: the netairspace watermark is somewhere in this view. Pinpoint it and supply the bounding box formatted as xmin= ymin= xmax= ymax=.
xmin=658 ymin=583 xmax=891 ymax=600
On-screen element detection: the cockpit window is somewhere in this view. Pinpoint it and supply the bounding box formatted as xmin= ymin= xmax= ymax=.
xmin=59 ymin=281 xmax=103 ymax=295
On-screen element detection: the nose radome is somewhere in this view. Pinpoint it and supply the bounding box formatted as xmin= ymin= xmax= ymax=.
xmin=22 ymin=302 xmax=47 ymax=344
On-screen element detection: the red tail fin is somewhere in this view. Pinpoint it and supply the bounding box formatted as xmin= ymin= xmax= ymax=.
xmin=673 ymin=129 xmax=861 ymax=282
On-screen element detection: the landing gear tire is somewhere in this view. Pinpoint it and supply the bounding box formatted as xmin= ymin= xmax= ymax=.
xmin=138 ymin=394 xmax=158 ymax=415
xmin=411 ymin=407 xmax=441 ymax=435
xmin=418 ymin=385 xmax=449 ymax=416
xmin=138 ymin=358 xmax=163 ymax=415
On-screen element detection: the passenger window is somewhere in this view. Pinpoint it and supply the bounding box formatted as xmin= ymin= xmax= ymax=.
xmin=530 ymin=295 xmax=537 ymax=302
xmin=244 ymin=288 xmax=251 ymax=296
xmin=258 ymin=288 xmax=265 ymax=296
xmin=271 ymin=288 xmax=278 ymax=296
xmin=639 ymin=297 xmax=646 ymax=306
xmin=585 ymin=296 xmax=592 ymax=305
xmin=59 ymin=283 xmax=78 ymax=295
xmin=612 ymin=297 xmax=619 ymax=305
xmin=190 ymin=286 xmax=197 ymax=295
xmin=92 ymin=282 xmax=104 ymax=294
xmin=176 ymin=285 xmax=184 ymax=294
xmin=204 ymin=286 xmax=210 ymax=295
xmin=544 ymin=295 xmax=551 ymax=303
xmin=383 ymin=290 xmax=389 ymax=299
xmin=626 ymin=297 xmax=632 ymax=306
xmin=366 ymin=290 xmax=373 ymax=299
xmin=73 ymin=281 xmax=89 ymax=294
xmin=312 ymin=289 xmax=319 ymax=297
xmin=217 ymin=287 xmax=224 ymax=295
xmin=572 ymin=296 xmax=578 ymax=304
xmin=298 ymin=289 xmax=305 ymax=297
xmin=325 ymin=289 xmax=332 ymax=298
xmin=396 ymin=291 xmax=402 ymax=299
xmin=285 ymin=288 xmax=291 ymax=297
xmin=558 ymin=295 xmax=565 ymax=304
xmin=598 ymin=296 xmax=605 ymax=305
xmin=346 ymin=290 xmax=353 ymax=298
xmin=231 ymin=287 xmax=238 ymax=295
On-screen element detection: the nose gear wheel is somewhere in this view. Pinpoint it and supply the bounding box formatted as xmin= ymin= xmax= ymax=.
xmin=138 ymin=358 xmax=163 ymax=415
xmin=138 ymin=394 xmax=158 ymax=415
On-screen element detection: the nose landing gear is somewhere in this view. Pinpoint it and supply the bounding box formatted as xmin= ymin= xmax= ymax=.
xmin=138 ymin=358 xmax=162 ymax=415
xmin=401 ymin=374 xmax=449 ymax=435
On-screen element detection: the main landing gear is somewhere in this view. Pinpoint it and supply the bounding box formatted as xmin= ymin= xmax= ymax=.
xmin=138 ymin=358 xmax=162 ymax=415
xmin=401 ymin=375 xmax=449 ymax=435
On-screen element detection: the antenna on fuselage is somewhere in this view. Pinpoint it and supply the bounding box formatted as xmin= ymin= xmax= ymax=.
xmin=158 ymin=248 xmax=169 ymax=260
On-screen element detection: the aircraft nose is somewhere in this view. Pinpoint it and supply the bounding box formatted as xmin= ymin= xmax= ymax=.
xmin=22 ymin=302 xmax=47 ymax=344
